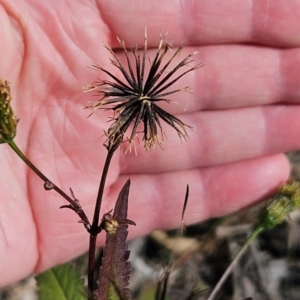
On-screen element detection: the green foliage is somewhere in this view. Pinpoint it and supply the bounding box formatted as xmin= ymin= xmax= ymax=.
xmin=259 ymin=180 xmax=300 ymax=230
xmin=35 ymin=263 xmax=86 ymax=300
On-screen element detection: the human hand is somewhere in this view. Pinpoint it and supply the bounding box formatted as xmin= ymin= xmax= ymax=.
xmin=1 ymin=0 xmax=300 ymax=287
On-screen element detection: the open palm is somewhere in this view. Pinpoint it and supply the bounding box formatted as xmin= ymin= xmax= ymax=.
xmin=1 ymin=0 xmax=300 ymax=287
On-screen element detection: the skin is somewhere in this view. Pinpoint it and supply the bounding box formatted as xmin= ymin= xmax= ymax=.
xmin=1 ymin=0 xmax=300 ymax=287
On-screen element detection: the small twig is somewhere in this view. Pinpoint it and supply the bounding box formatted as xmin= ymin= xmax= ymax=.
xmin=8 ymin=140 xmax=91 ymax=231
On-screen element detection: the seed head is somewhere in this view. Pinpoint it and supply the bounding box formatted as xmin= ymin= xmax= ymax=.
xmin=0 ymin=80 xmax=18 ymax=144
xmin=259 ymin=180 xmax=300 ymax=229
xmin=85 ymin=30 xmax=202 ymax=152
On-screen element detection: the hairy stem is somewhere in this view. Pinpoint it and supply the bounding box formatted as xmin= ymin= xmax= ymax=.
xmin=207 ymin=225 xmax=265 ymax=300
xmin=88 ymin=149 xmax=115 ymax=294
xmin=8 ymin=140 xmax=91 ymax=230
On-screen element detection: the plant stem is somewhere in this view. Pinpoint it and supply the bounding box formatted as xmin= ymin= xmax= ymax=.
xmin=92 ymin=149 xmax=115 ymax=228
xmin=88 ymin=233 xmax=98 ymax=298
xmin=9 ymin=140 xmax=51 ymax=183
xmin=8 ymin=140 xmax=91 ymax=230
xmin=207 ymin=225 xmax=265 ymax=300
xmin=88 ymin=149 xmax=115 ymax=294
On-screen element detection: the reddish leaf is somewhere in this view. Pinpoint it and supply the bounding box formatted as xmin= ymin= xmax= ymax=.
xmin=96 ymin=179 xmax=132 ymax=300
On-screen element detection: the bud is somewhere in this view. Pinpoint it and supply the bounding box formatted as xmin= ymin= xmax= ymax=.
xmin=103 ymin=218 xmax=119 ymax=235
xmin=0 ymin=80 xmax=17 ymax=143
xmin=100 ymin=209 xmax=136 ymax=235
xmin=259 ymin=181 xmax=300 ymax=229
xmin=101 ymin=212 xmax=119 ymax=235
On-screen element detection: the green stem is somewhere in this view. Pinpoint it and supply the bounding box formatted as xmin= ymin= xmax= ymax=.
xmin=8 ymin=140 xmax=91 ymax=230
xmin=207 ymin=225 xmax=265 ymax=300
xmin=9 ymin=140 xmax=50 ymax=182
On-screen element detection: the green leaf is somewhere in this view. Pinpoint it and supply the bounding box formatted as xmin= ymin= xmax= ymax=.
xmin=35 ymin=263 xmax=86 ymax=300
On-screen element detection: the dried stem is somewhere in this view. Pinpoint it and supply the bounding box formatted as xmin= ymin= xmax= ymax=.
xmin=8 ymin=140 xmax=91 ymax=230
xmin=207 ymin=225 xmax=264 ymax=300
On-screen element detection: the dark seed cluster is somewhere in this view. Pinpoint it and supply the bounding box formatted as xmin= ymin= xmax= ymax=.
xmin=85 ymin=30 xmax=202 ymax=152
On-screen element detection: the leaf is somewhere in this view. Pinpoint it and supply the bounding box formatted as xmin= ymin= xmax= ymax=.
xmin=96 ymin=179 xmax=132 ymax=300
xmin=35 ymin=263 xmax=86 ymax=300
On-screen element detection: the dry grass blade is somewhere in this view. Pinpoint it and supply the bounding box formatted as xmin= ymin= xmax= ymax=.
xmin=181 ymin=185 xmax=189 ymax=236
xmin=155 ymin=267 xmax=171 ymax=300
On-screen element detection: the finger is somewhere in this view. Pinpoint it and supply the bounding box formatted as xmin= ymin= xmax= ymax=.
xmin=119 ymin=105 xmax=300 ymax=174
xmin=98 ymin=0 xmax=300 ymax=47
xmin=102 ymin=45 xmax=300 ymax=115
xmin=192 ymin=46 xmax=300 ymax=110
xmin=114 ymin=154 xmax=290 ymax=235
